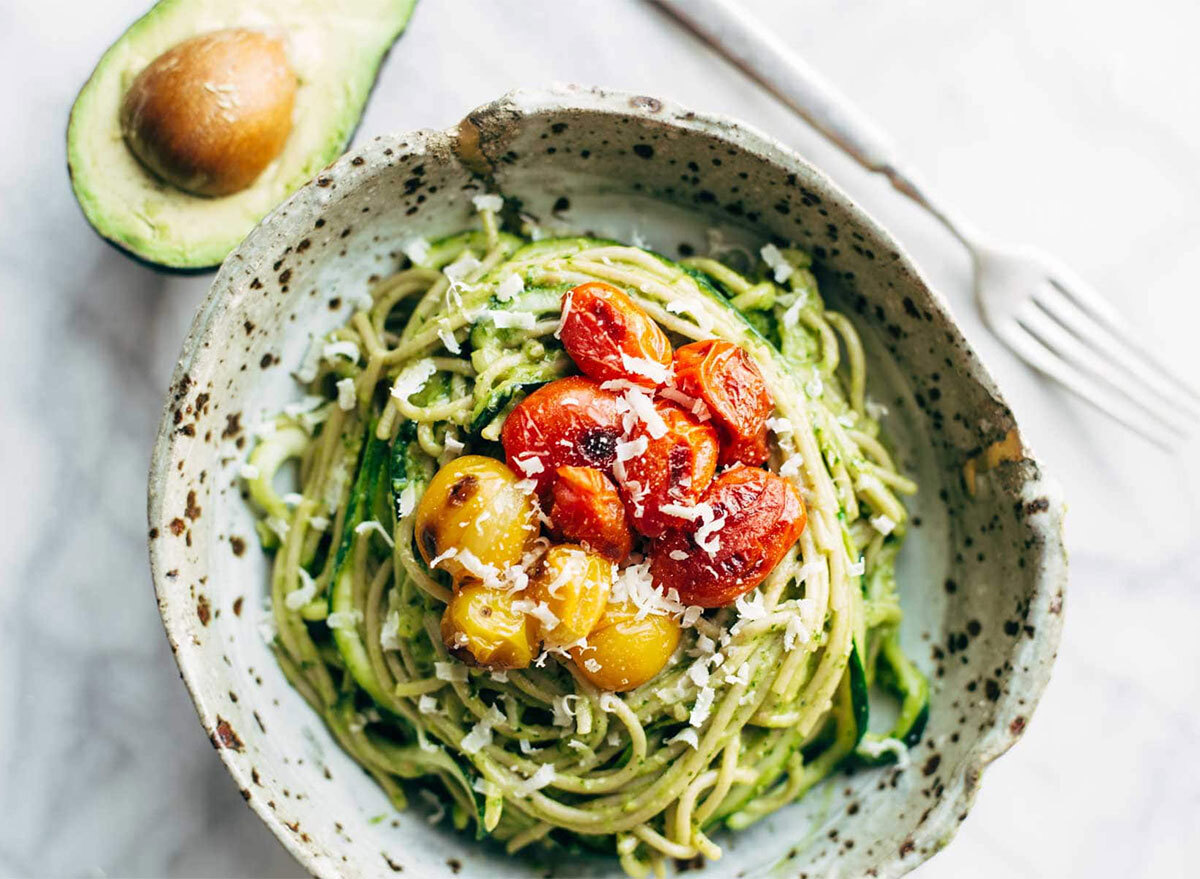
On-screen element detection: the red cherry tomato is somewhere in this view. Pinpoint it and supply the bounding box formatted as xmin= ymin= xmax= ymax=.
xmin=650 ymin=465 xmax=806 ymax=607
xmin=501 ymin=376 xmax=625 ymax=498
xmin=551 ymin=466 xmax=633 ymax=563
xmin=617 ymin=400 xmax=720 ymax=539
xmin=672 ymin=340 xmax=772 ymax=466
xmin=559 ymin=282 xmax=672 ymax=387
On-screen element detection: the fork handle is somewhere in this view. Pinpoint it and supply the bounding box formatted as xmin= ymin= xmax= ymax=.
xmin=653 ymin=0 xmax=979 ymax=245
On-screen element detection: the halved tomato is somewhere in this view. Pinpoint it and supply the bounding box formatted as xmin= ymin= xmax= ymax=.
xmin=550 ymin=466 xmax=633 ymax=563
xmin=650 ymin=465 xmax=806 ymax=607
xmin=500 ymin=376 xmax=624 ymax=497
xmin=559 ymin=282 xmax=672 ymax=387
xmin=672 ymin=340 xmax=771 ymax=466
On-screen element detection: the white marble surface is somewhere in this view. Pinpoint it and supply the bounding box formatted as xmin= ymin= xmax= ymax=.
xmin=2 ymin=0 xmax=1198 ymax=876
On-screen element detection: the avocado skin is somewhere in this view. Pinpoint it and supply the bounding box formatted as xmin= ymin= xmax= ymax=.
xmin=67 ymin=0 xmax=418 ymax=271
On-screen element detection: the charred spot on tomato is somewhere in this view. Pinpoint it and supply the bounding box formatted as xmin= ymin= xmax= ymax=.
xmin=420 ymin=526 xmax=440 ymax=562
xmin=501 ymin=377 xmax=625 ymax=495
xmin=667 ymin=444 xmax=693 ymax=491
xmin=447 ymin=474 xmax=478 ymax=506
xmin=580 ymin=426 xmax=621 ymax=464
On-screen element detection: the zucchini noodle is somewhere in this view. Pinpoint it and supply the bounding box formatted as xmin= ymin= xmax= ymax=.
xmin=244 ymin=203 xmax=928 ymax=874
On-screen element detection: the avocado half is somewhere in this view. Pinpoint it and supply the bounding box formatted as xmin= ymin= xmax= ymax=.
xmin=67 ymin=0 xmax=418 ymax=270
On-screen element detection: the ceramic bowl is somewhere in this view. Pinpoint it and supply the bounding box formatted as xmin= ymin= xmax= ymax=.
xmin=148 ymin=86 xmax=1066 ymax=879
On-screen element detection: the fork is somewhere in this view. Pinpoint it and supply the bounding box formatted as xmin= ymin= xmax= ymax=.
xmin=654 ymin=0 xmax=1200 ymax=448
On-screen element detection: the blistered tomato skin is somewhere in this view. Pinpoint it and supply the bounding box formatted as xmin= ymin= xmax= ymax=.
xmin=551 ymin=466 xmax=633 ymax=562
xmin=559 ymin=282 xmax=672 ymax=387
xmin=441 ymin=583 xmax=538 ymax=669
xmin=571 ymin=602 xmax=681 ymax=692
xmin=650 ymin=465 xmax=806 ymax=607
xmin=501 ymin=376 xmax=625 ymax=497
xmin=673 ymin=340 xmax=772 ymax=466
xmin=414 ymin=455 xmax=537 ymax=588
xmin=527 ymin=545 xmax=613 ymax=648
xmin=618 ymin=401 xmax=720 ymax=539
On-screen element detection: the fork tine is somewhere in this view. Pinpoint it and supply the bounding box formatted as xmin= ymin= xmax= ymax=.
xmin=1016 ymin=303 xmax=1195 ymax=436
xmin=997 ymin=319 xmax=1187 ymax=451
xmin=1044 ymin=263 xmax=1200 ymax=408
xmin=1031 ymin=287 xmax=1200 ymax=420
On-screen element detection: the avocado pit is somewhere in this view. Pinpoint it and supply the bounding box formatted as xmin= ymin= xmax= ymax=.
xmin=119 ymin=28 xmax=296 ymax=197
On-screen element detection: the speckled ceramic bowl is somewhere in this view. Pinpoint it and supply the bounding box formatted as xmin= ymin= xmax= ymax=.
xmin=148 ymin=86 xmax=1066 ymax=879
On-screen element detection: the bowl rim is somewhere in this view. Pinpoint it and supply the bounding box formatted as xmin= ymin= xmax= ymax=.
xmin=147 ymin=84 xmax=1067 ymax=879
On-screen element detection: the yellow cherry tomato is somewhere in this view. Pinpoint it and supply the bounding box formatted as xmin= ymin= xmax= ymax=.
xmin=441 ymin=582 xmax=538 ymax=669
xmin=415 ymin=455 xmax=536 ymax=588
xmin=527 ymin=545 xmax=612 ymax=648
xmin=571 ymin=601 xmax=681 ymax=692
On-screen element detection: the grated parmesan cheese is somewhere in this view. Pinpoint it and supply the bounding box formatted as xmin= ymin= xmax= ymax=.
xmin=354 ymin=520 xmax=395 ymax=548
xmin=615 ymin=435 xmax=649 ymax=462
xmin=402 ymin=237 xmax=430 ymax=266
xmin=391 ymin=358 xmax=437 ymax=404
xmin=689 ymin=687 xmax=715 ymax=727
xmin=326 ymin=609 xmax=363 ymax=631
xmin=472 ymin=193 xmax=504 ymax=213
xmin=417 ymin=694 xmax=440 ymax=715
xmin=665 ymin=299 xmax=715 ymax=335
xmin=323 ymin=340 xmax=360 ymax=363
xmin=622 ymin=388 xmax=668 ymax=438
xmin=495 ymin=273 xmax=524 ymax=301
xmin=513 ymin=599 xmax=560 ymax=633
xmin=870 ymin=514 xmax=897 ymax=536
xmin=760 ymin=243 xmax=794 ymax=283
xmin=783 ymin=613 xmax=811 ymax=651
xmin=620 ymin=354 xmax=672 ymax=385
xmin=513 ymin=454 xmax=545 ymax=476
xmin=514 ymin=763 xmax=556 ymax=797
xmin=667 ymin=727 xmax=700 ymax=749
xmin=437 ymin=325 xmax=461 ymax=354
xmin=396 ymin=484 xmax=418 ymax=518
xmin=434 ymin=661 xmax=468 ymax=683
xmin=779 ymin=454 xmax=805 ymax=478
xmin=380 ymin=610 xmax=402 ymax=651
xmin=487 ymin=310 xmax=537 ymax=330
xmin=285 ymin=569 xmax=317 ymax=611
xmin=336 ymin=377 xmax=357 ymax=411
xmin=443 ymin=254 xmax=482 ymax=283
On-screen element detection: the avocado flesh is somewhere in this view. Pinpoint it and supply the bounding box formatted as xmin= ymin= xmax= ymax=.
xmin=67 ymin=0 xmax=417 ymax=269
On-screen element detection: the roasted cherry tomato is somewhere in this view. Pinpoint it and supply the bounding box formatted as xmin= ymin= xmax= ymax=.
xmin=441 ymin=582 xmax=538 ymax=669
xmin=527 ymin=545 xmax=612 ymax=648
xmin=551 ymin=466 xmax=633 ymax=562
xmin=571 ymin=601 xmax=681 ymax=692
xmin=673 ymin=340 xmax=772 ymax=466
xmin=415 ymin=455 xmax=537 ymax=588
xmin=559 ymin=282 xmax=672 ymax=387
xmin=617 ymin=400 xmax=719 ymax=539
xmin=650 ymin=465 xmax=806 ymax=607
xmin=501 ymin=376 xmax=625 ymax=497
